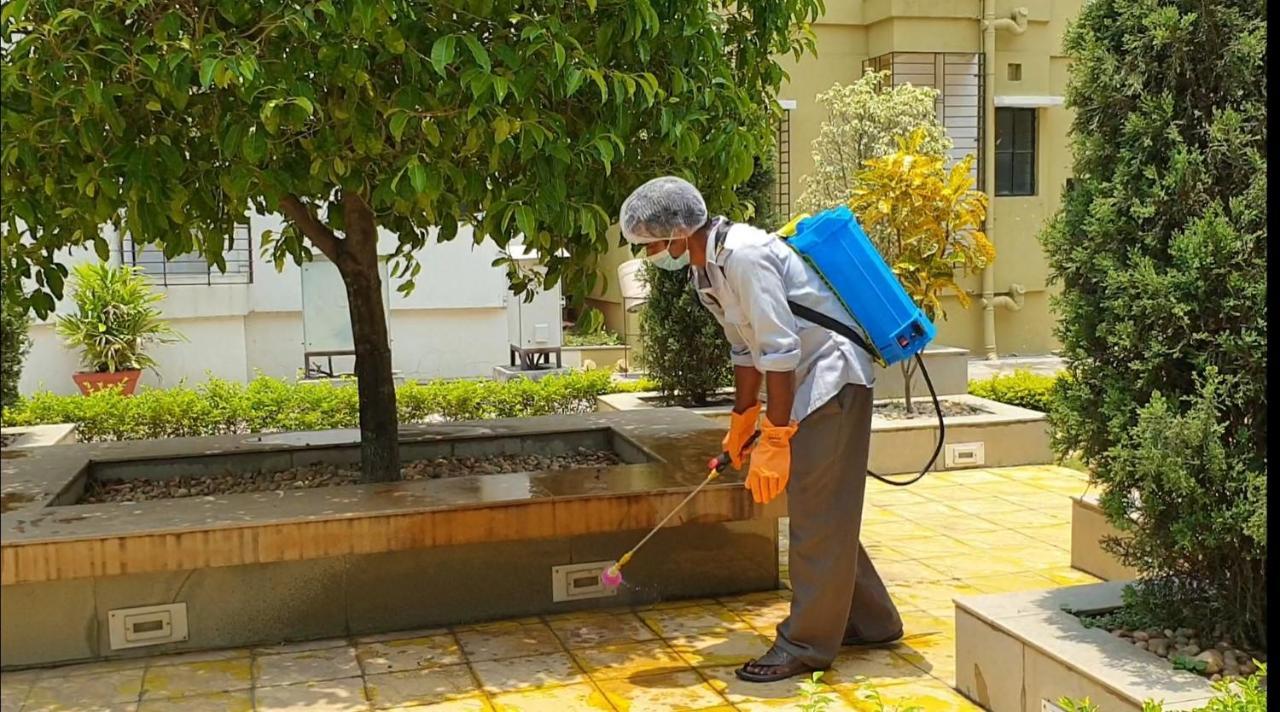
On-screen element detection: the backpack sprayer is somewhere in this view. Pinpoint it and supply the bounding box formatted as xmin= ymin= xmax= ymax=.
xmin=778 ymin=206 xmax=945 ymax=488
xmin=601 ymin=206 xmax=943 ymax=588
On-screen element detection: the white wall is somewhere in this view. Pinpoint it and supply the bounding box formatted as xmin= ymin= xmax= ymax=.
xmin=17 ymin=214 xmax=515 ymax=396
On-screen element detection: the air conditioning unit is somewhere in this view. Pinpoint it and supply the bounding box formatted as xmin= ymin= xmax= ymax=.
xmin=504 ymin=243 xmax=564 ymax=370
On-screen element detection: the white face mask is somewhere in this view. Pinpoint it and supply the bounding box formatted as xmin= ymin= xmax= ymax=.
xmin=645 ymin=238 xmax=690 ymax=270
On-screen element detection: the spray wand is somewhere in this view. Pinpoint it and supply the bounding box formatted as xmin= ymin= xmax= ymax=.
xmin=600 ymin=431 xmax=761 ymax=588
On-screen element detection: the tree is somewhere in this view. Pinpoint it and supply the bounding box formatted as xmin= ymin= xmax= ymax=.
xmin=0 ymin=284 xmax=30 ymax=409
xmin=1 ymin=0 xmax=821 ymax=482
xmin=637 ymin=261 xmax=732 ymax=407
xmin=848 ymin=129 xmax=991 ymax=413
xmin=795 ymin=70 xmax=952 ymax=216
xmin=1042 ymin=0 xmax=1265 ymax=645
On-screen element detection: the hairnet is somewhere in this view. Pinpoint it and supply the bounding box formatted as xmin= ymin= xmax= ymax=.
xmin=618 ymin=176 xmax=709 ymax=244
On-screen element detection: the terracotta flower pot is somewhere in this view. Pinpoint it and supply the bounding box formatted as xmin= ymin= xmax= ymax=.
xmin=72 ymin=370 xmax=142 ymax=396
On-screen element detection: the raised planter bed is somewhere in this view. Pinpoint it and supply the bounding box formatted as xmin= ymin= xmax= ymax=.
xmin=1071 ymin=494 xmax=1138 ymax=581
xmin=955 ymin=582 xmax=1218 ymax=711
xmin=598 ymin=391 xmax=1051 ymax=474
xmin=560 ymin=344 xmax=632 ymax=371
xmin=0 ymin=423 xmax=78 ymax=451
xmin=0 ymin=409 xmax=782 ymax=669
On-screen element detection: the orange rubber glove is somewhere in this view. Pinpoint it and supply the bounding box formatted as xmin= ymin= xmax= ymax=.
xmin=722 ymin=402 xmax=761 ymax=470
xmin=745 ymin=419 xmax=798 ymax=504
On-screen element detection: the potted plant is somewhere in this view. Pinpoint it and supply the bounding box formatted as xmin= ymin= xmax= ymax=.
xmin=55 ymin=263 xmax=182 ymax=396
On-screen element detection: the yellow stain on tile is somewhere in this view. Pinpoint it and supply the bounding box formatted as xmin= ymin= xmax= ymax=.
xmin=137 ymin=689 xmax=253 ymax=711
xmin=667 ymin=629 xmax=773 ymax=668
xmin=546 ymin=612 xmax=658 ymax=649
xmin=24 ymin=668 xmax=144 ymax=711
xmin=824 ymin=648 xmax=934 ymax=689
xmin=636 ymin=606 xmax=749 ymax=638
xmin=964 ymin=572 xmax=1060 ymax=594
xmin=571 ymin=641 xmax=689 ymax=681
xmin=455 ymin=623 xmax=564 ymax=662
xmin=489 ymin=682 xmax=614 ymax=712
xmin=597 ymin=670 xmax=729 ymax=712
xmin=734 ymin=600 xmax=791 ymax=635
xmin=364 ymin=664 xmax=479 ymax=709
xmin=840 ymin=677 xmax=982 ymax=711
xmin=470 ymin=652 xmax=588 ymax=694
xmin=356 ymin=634 xmax=464 ymax=674
xmin=142 ymin=658 xmax=253 ymax=700
xmin=253 ymin=646 xmax=361 ymax=688
xmin=874 ymin=559 xmax=950 ymax=584
xmin=697 ymin=664 xmax=815 ymax=708
xmin=1037 ymin=567 xmax=1103 ymax=587
xmin=383 ymin=693 xmax=494 ymax=711
xmin=252 ymin=676 xmax=368 ymax=711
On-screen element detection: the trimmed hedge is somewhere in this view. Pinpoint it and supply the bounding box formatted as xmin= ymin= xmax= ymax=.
xmin=967 ymin=370 xmax=1063 ymax=413
xmin=1 ymin=371 xmax=655 ymax=443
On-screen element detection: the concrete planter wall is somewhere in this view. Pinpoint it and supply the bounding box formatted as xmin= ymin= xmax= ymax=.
xmin=0 ymin=423 xmax=78 ymax=450
xmin=1071 ymin=494 xmax=1138 ymax=581
xmin=598 ymin=391 xmax=1052 ymax=474
xmin=560 ymin=344 xmax=632 ymax=371
xmin=1 ymin=409 xmax=782 ymax=669
xmin=871 ymin=345 xmax=971 ymax=399
xmin=955 ymin=582 xmax=1217 ymax=711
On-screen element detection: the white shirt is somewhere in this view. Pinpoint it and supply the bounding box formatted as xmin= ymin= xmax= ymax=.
xmin=691 ymin=218 xmax=875 ymax=423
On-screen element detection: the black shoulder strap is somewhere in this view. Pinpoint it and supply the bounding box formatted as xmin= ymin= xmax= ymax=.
xmin=712 ymin=218 xmax=877 ymax=360
xmin=786 ymin=300 xmax=877 ymax=360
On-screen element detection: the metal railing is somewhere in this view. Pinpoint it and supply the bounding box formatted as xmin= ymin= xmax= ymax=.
xmin=774 ymin=108 xmax=792 ymax=219
xmin=121 ymin=224 xmax=254 ymax=286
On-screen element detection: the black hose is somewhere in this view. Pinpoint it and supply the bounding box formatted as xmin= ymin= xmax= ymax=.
xmin=867 ymin=352 xmax=943 ymax=486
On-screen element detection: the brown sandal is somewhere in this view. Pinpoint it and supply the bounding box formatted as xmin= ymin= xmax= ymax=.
xmin=735 ymin=645 xmax=818 ymax=683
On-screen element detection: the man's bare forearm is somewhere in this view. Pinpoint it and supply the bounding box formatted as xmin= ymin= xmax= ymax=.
xmin=733 ymin=365 xmax=763 ymax=414
xmin=764 ymin=371 xmax=795 ymax=426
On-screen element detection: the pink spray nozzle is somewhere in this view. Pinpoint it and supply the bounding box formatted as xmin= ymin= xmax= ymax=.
xmin=600 ymin=566 xmax=624 ymax=588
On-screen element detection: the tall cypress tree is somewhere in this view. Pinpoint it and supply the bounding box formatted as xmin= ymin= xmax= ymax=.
xmin=1043 ymin=1 xmax=1266 ymax=643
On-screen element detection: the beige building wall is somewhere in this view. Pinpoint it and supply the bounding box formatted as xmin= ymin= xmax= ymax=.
xmin=594 ymin=0 xmax=1082 ymax=360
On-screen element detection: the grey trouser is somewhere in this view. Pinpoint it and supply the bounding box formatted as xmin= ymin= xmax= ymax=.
xmin=774 ymin=383 xmax=903 ymax=668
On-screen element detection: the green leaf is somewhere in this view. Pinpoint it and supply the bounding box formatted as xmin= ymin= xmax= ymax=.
xmin=587 ymin=69 xmax=608 ymax=103
xmin=389 ymin=112 xmax=410 ymax=141
xmin=199 ymin=57 xmax=220 ymax=88
xmin=421 ymin=120 xmax=442 ymax=146
xmin=565 ymin=68 xmax=585 ymax=97
xmin=293 ymin=97 xmax=315 ymax=117
xmin=515 ymin=205 xmax=536 ymax=239
xmin=430 ymin=35 xmax=457 ymax=76
xmin=385 ymin=27 xmax=406 ymax=54
xmin=1 ymin=0 xmax=32 ymax=25
xmin=408 ymin=162 xmax=428 ymax=194
xmin=462 ymin=35 xmax=491 ymax=72
xmin=242 ymin=128 xmax=267 ymax=164
xmin=553 ymin=42 xmax=566 ymax=68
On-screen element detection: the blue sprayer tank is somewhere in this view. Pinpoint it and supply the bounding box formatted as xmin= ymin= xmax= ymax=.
xmin=785 ymin=206 xmax=936 ymax=367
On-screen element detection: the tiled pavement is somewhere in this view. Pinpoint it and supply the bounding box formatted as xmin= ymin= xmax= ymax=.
xmin=1 ymin=465 xmax=1098 ymax=711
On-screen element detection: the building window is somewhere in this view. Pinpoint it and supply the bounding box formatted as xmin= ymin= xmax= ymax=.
xmin=122 ymin=223 xmax=254 ymax=285
xmin=774 ymin=104 xmax=792 ymax=220
xmin=862 ymin=52 xmax=984 ymax=190
xmin=995 ymin=107 xmax=1036 ymax=196
xmin=1007 ymin=63 xmax=1022 ymax=81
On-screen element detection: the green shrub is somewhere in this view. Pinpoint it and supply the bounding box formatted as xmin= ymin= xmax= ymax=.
xmin=1 ymin=369 xmax=633 ymax=442
xmin=1058 ymin=661 xmax=1266 ymax=711
xmin=1 ymin=291 xmax=31 ymax=408
xmin=1043 ymin=0 xmax=1266 ymax=645
xmin=967 ymin=370 xmax=1062 ymax=412
xmin=637 ymin=262 xmax=733 ymax=406
xmin=54 ymin=263 xmax=182 ymax=373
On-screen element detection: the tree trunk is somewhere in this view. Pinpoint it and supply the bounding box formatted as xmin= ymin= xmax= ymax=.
xmin=278 ymin=192 xmax=400 ymax=483
xmin=901 ymin=360 xmax=915 ymax=415
xmin=337 ymin=196 xmax=401 ymax=483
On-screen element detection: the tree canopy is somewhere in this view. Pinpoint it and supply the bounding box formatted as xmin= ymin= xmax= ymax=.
xmin=1 ymin=0 xmax=821 ymax=314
